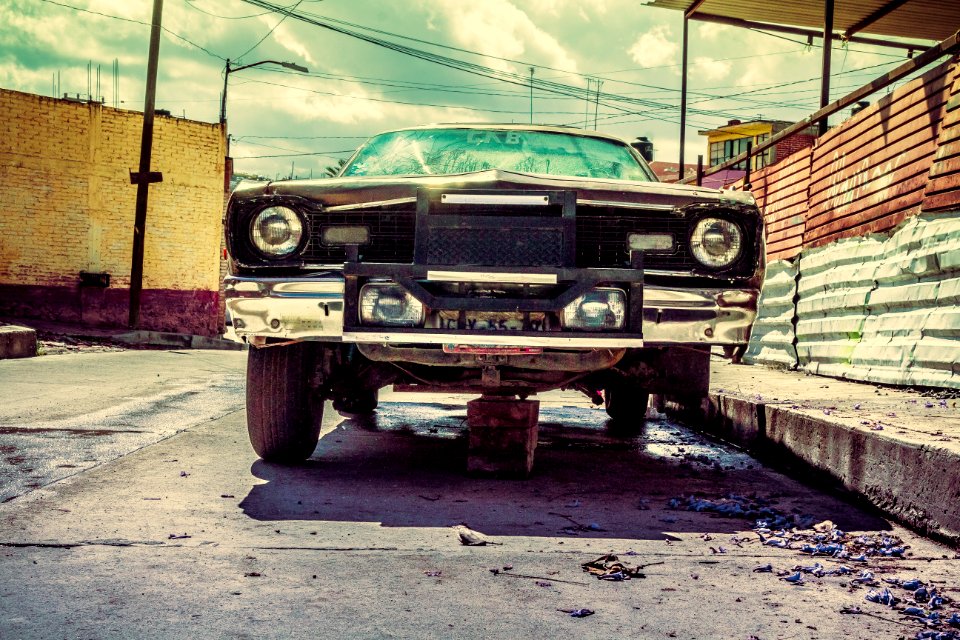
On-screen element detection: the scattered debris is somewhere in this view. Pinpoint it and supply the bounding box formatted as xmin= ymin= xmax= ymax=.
xmin=167 ymin=533 xmax=191 ymax=540
xmin=580 ymin=554 xmax=660 ymax=581
xmin=548 ymin=512 xmax=605 ymax=533
xmin=558 ymin=608 xmax=595 ymax=618
xmin=490 ymin=569 xmax=586 ymax=586
xmin=424 ymin=571 xmax=442 ymax=577
xmin=781 ymin=571 xmax=804 ymax=585
xmin=865 ymin=588 xmax=899 ymax=607
xmin=667 ymin=493 xmax=813 ymax=529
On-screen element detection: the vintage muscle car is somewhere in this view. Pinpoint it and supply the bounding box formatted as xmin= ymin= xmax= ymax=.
xmin=224 ymin=124 xmax=764 ymax=462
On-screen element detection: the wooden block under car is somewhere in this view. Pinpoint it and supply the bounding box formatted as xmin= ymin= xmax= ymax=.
xmin=466 ymin=397 xmax=540 ymax=477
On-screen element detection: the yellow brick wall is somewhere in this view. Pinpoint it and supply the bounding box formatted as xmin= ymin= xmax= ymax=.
xmin=0 ymin=88 xmax=225 ymax=292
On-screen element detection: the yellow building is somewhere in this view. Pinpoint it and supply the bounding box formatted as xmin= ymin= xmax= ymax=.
xmin=699 ymin=119 xmax=817 ymax=171
xmin=0 ymin=89 xmax=227 ymax=336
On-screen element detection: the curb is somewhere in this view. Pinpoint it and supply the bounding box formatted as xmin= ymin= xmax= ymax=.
xmin=112 ymin=330 xmax=246 ymax=351
xmin=682 ymin=386 xmax=960 ymax=547
xmin=0 ymin=325 xmax=38 ymax=359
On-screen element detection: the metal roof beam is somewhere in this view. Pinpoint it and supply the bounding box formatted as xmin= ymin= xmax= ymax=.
xmin=684 ymin=29 xmax=960 ymax=182
xmin=684 ymin=0 xmax=708 ymax=19
xmin=843 ymin=0 xmax=912 ymax=38
xmin=691 ymin=12 xmax=928 ymax=51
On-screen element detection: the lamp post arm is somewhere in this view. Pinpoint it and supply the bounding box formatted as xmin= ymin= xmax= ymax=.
xmin=220 ymin=59 xmax=308 ymax=124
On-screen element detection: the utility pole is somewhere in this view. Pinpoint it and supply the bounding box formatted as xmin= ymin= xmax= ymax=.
xmin=819 ymin=0 xmax=835 ymax=135
xmin=529 ymin=67 xmax=534 ymax=124
xmin=128 ymin=0 xmax=164 ymax=329
xmin=584 ymin=78 xmax=592 ymax=128
xmin=679 ymin=15 xmax=689 ymax=170
xmin=593 ymin=80 xmax=603 ymax=130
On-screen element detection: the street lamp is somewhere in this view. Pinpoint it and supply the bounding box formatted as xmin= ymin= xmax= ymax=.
xmin=219 ymin=59 xmax=309 ymax=124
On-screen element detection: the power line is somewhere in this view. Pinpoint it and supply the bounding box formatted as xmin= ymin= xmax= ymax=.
xmin=235 ymin=134 xmax=369 ymax=140
xmin=234 ymin=0 xmax=304 ymax=61
xmin=182 ymin=0 xmax=297 ymax=20
xmin=236 ymin=149 xmax=356 ymax=158
xmin=238 ymin=1 xmax=754 ymax=125
xmin=233 ymin=76 xmax=621 ymax=116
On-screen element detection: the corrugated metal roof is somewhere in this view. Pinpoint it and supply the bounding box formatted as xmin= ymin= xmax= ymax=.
xmin=646 ymin=0 xmax=959 ymax=42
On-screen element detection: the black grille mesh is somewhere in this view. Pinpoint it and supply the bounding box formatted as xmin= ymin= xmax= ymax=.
xmin=425 ymin=228 xmax=564 ymax=266
xmin=303 ymin=206 xmax=415 ymax=263
xmin=300 ymin=203 xmax=697 ymax=269
xmin=575 ymin=208 xmax=693 ymax=269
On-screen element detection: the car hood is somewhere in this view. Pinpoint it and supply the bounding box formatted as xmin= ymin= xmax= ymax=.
xmin=233 ymin=169 xmax=756 ymax=209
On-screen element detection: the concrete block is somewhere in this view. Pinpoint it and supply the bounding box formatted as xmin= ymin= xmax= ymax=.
xmin=467 ymin=397 xmax=539 ymax=477
xmin=0 ymin=325 xmax=37 ymax=359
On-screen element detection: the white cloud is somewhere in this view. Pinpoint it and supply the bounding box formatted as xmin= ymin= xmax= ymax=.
xmin=697 ymin=23 xmax=731 ymax=41
xmin=692 ymin=56 xmax=731 ymax=81
xmin=269 ymin=21 xmax=318 ymax=67
xmin=627 ymin=25 xmax=677 ymax=69
xmin=424 ymin=0 xmax=579 ymax=74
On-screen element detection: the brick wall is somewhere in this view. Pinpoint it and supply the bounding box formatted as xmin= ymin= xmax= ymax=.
xmin=774 ymin=133 xmax=816 ymax=164
xmin=0 ymin=89 xmax=226 ymax=335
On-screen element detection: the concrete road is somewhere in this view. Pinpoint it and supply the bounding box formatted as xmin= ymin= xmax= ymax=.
xmin=1 ymin=351 xmax=958 ymax=639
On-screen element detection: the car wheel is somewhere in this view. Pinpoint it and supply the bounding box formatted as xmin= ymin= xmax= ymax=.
xmin=604 ymin=381 xmax=649 ymax=429
xmin=333 ymin=388 xmax=379 ymax=417
xmin=246 ymin=343 xmax=322 ymax=463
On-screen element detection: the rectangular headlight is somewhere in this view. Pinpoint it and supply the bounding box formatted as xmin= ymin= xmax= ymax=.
xmin=322 ymin=225 xmax=370 ymax=245
xmin=359 ymin=283 xmax=424 ymax=327
xmin=627 ymin=232 xmax=673 ymax=252
xmin=561 ymin=287 xmax=625 ymax=331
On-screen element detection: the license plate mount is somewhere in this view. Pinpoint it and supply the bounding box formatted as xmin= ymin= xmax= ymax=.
xmin=442 ymin=344 xmax=543 ymax=355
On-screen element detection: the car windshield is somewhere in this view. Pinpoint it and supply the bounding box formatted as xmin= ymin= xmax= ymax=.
xmin=340 ymin=128 xmax=654 ymax=181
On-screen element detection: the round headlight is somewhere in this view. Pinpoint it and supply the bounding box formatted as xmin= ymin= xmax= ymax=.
xmin=690 ymin=217 xmax=743 ymax=269
xmin=250 ymin=206 xmax=303 ymax=258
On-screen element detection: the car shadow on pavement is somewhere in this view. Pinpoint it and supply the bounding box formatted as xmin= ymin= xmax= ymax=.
xmin=238 ymin=402 xmax=889 ymax=540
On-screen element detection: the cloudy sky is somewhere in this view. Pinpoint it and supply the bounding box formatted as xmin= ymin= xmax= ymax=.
xmin=1 ymin=0 xmax=927 ymax=179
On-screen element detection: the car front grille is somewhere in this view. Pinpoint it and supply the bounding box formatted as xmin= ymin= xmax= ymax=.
xmin=302 ymin=202 xmax=695 ymax=270
xmin=575 ymin=206 xmax=694 ymax=269
xmin=303 ymin=205 xmax=416 ymax=264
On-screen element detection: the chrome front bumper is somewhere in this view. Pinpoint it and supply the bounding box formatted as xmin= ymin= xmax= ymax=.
xmin=224 ymin=275 xmax=757 ymax=346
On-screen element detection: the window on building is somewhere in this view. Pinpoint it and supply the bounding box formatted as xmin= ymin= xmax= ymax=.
xmin=754 ymin=133 xmax=773 ymax=169
xmin=709 ymin=134 xmax=777 ymax=170
xmin=709 ymin=137 xmax=752 ymax=169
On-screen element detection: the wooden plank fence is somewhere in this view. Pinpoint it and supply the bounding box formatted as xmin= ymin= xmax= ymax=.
xmin=732 ymin=55 xmax=960 ymax=256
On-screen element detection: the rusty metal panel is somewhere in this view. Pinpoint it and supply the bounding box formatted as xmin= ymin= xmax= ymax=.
xmin=645 ymin=0 xmax=960 ymax=41
xmin=739 ymin=147 xmax=812 ymax=261
xmin=805 ymin=60 xmax=955 ymax=248
xmin=922 ymin=57 xmax=960 ymax=212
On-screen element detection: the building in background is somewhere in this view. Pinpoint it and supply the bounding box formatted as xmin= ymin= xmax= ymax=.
xmin=699 ymin=119 xmax=818 ymax=171
xmin=0 ymin=89 xmax=227 ymax=336
xmin=694 ymin=119 xmax=818 ymax=189
xmin=648 ymin=161 xmax=698 ymax=183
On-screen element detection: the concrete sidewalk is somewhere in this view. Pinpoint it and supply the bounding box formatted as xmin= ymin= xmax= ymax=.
xmin=697 ymin=357 xmax=960 ymax=545
xmin=0 ymin=316 xmax=243 ymax=352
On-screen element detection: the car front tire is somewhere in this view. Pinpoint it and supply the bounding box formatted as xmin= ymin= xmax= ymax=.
xmin=246 ymin=343 xmax=323 ymax=463
xmin=604 ymin=380 xmax=650 ymax=429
